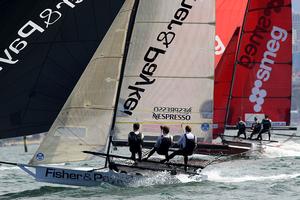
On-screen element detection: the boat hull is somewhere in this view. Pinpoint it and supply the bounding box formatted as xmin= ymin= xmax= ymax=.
xmin=194 ymin=142 xmax=251 ymax=155
xmin=19 ymin=164 xmax=141 ymax=186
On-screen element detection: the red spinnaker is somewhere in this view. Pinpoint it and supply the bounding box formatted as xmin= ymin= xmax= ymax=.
xmin=213 ymin=28 xmax=240 ymax=138
xmin=215 ymin=0 xmax=248 ymax=66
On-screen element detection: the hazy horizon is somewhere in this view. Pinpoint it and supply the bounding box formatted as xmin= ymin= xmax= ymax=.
xmin=293 ymin=0 xmax=300 ymax=13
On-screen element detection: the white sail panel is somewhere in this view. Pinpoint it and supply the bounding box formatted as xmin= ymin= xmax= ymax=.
xmin=115 ymin=0 xmax=215 ymax=141
xmin=30 ymin=0 xmax=135 ymax=165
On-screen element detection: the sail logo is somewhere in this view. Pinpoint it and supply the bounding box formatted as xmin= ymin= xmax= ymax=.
xmin=249 ymin=80 xmax=267 ymax=112
xmin=123 ymin=0 xmax=196 ymax=116
xmin=0 ymin=0 xmax=84 ymax=71
xmin=152 ymin=106 xmax=192 ymax=121
xmin=201 ymin=123 xmax=210 ymax=132
xmin=35 ymin=152 xmax=45 ymax=161
xmin=239 ymin=0 xmax=285 ymax=69
xmin=249 ymin=26 xmax=288 ymax=112
xmin=44 ymin=168 xmax=131 ymax=185
xmin=215 ymin=35 xmax=225 ymax=55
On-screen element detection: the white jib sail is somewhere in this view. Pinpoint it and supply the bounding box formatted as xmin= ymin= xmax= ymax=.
xmin=114 ymin=0 xmax=215 ymax=142
xmin=30 ymin=0 xmax=136 ymax=165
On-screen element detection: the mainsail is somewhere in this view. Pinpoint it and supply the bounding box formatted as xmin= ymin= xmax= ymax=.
xmin=30 ymin=0 xmax=215 ymax=165
xmin=227 ymin=0 xmax=292 ymax=126
xmin=213 ymin=28 xmax=241 ymax=138
xmin=114 ymin=0 xmax=215 ymax=142
xmin=0 ymin=0 xmax=123 ymax=139
xmin=30 ymin=0 xmax=136 ymax=165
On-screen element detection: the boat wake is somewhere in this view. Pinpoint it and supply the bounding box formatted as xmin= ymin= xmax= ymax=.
xmin=130 ymin=170 xmax=206 ymax=187
xmin=203 ymin=170 xmax=300 ymax=183
xmin=0 ymin=166 xmax=18 ymax=171
xmin=263 ymin=140 xmax=300 ymax=158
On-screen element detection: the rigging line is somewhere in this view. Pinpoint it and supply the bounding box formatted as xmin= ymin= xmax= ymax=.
xmin=92 ymin=0 xmax=99 ymax=38
xmin=47 ymin=57 xmax=79 ymax=83
xmin=225 ymin=0 xmax=250 ymax=126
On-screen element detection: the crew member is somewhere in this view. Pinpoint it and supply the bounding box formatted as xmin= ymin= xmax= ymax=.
xmin=236 ymin=117 xmax=247 ymax=139
xmin=143 ymin=126 xmax=173 ymax=161
xmin=257 ymin=115 xmax=272 ymax=141
xmin=249 ymin=117 xmax=261 ymax=140
xmin=128 ymin=123 xmax=144 ymax=161
xmin=161 ymin=125 xmax=196 ymax=171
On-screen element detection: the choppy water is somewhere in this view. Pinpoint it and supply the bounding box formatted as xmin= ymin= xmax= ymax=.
xmin=1 ymin=132 xmax=300 ymax=200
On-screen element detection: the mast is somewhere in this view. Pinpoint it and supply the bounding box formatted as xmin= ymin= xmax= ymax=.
xmin=23 ymin=136 xmax=28 ymax=153
xmin=105 ymin=0 xmax=140 ymax=167
xmin=224 ymin=0 xmax=250 ymax=128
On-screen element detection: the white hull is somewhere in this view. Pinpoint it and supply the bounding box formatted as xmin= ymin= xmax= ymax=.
xmin=19 ymin=164 xmax=141 ymax=186
xmin=18 ymin=164 xmax=206 ymax=187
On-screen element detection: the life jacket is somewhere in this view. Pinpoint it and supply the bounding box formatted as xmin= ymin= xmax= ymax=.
xmin=261 ymin=119 xmax=271 ymax=130
xmin=157 ymin=136 xmax=171 ymax=155
xmin=253 ymin=122 xmax=261 ymax=133
xmin=237 ymin=121 xmax=246 ymax=131
xmin=128 ymin=131 xmax=143 ymax=152
xmin=183 ymin=134 xmax=196 ymax=155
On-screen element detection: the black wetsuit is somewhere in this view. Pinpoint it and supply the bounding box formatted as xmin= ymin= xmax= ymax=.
xmin=237 ymin=121 xmax=247 ymax=139
xmin=249 ymin=122 xmax=261 ymax=139
xmin=146 ymin=136 xmax=172 ymax=160
xmin=163 ymin=134 xmax=196 ymax=171
xmin=128 ymin=131 xmax=143 ymax=161
xmin=256 ymin=119 xmax=272 ymax=140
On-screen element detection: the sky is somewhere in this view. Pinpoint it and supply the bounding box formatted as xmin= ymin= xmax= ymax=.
xmin=293 ymin=0 xmax=300 ymax=12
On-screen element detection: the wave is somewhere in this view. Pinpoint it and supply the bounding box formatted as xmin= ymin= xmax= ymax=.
xmin=263 ymin=140 xmax=300 ymax=158
xmin=0 ymin=186 xmax=74 ymax=200
xmin=0 ymin=166 xmax=18 ymax=171
xmin=204 ymin=170 xmax=300 ymax=183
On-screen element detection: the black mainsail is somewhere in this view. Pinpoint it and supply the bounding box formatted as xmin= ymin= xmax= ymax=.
xmin=0 ymin=0 xmax=124 ymax=139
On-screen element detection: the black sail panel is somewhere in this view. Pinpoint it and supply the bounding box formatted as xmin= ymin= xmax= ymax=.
xmin=0 ymin=0 xmax=124 ymax=139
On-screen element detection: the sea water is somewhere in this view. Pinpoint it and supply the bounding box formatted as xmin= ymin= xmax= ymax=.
xmin=0 ymin=131 xmax=300 ymax=200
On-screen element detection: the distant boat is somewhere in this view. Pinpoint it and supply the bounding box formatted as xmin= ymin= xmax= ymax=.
xmin=217 ymin=0 xmax=296 ymax=146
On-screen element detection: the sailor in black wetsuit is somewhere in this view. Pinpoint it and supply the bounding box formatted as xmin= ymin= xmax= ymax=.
xmin=236 ymin=117 xmax=247 ymax=139
xmin=249 ymin=117 xmax=261 ymax=139
xmin=161 ymin=125 xmax=196 ymax=171
xmin=128 ymin=123 xmax=144 ymax=161
xmin=256 ymin=115 xmax=272 ymax=141
xmin=143 ymin=126 xmax=173 ymax=161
